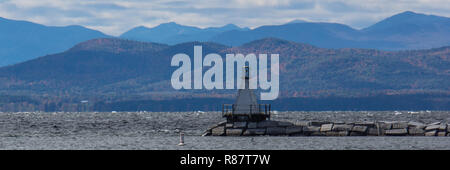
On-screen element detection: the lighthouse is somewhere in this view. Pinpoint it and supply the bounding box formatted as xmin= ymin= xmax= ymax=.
xmin=222 ymin=66 xmax=271 ymax=122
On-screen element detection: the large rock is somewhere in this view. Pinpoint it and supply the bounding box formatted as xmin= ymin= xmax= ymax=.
xmin=257 ymin=120 xmax=278 ymax=128
xmin=425 ymin=130 xmax=437 ymax=136
xmin=408 ymin=122 xmax=426 ymax=129
xmin=294 ymin=121 xmax=310 ymax=127
xmin=392 ymin=122 xmax=408 ymax=129
xmin=310 ymin=131 xmax=326 ymax=136
xmin=385 ymin=128 xmax=407 ymax=136
xmin=286 ymin=126 xmax=303 ymax=135
xmin=378 ymin=122 xmax=392 ymax=130
xmin=277 ymin=121 xmax=294 ymax=127
xmin=367 ymin=128 xmax=379 ymax=136
xmin=425 ymin=125 xmax=440 ymax=131
xmin=439 ymin=124 xmax=447 ymax=131
xmin=352 ymin=126 xmax=368 ymax=133
xmin=437 ymin=132 xmax=446 ymax=136
xmin=429 ymin=122 xmax=441 ymax=125
xmin=233 ymin=122 xmax=247 ymax=128
xmin=215 ymin=121 xmax=227 ymax=127
xmin=408 ymin=128 xmax=425 ymax=136
xmin=332 ymin=124 xmax=353 ymax=131
xmin=202 ymin=131 xmax=212 ymax=136
xmin=320 ymin=124 xmax=333 ymax=132
xmin=266 ymin=127 xmax=286 ymax=135
xmin=211 ymin=126 xmax=225 ymax=136
xmin=311 ymin=121 xmax=329 ymax=126
xmin=355 ymin=121 xmax=375 ymax=128
xmin=226 ymin=128 xmax=243 ymax=136
xmin=243 ymin=128 xmax=266 ymax=136
xmin=206 ymin=121 xmax=226 ymax=131
xmin=303 ymin=126 xmax=321 ymax=133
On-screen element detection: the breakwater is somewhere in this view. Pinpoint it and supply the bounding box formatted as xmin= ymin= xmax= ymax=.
xmin=203 ymin=120 xmax=450 ymax=136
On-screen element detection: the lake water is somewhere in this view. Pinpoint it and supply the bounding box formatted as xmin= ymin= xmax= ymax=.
xmin=0 ymin=111 xmax=449 ymax=150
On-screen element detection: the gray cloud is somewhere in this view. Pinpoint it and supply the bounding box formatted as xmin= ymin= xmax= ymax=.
xmin=0 ymin=0 xmax=449 ymax=36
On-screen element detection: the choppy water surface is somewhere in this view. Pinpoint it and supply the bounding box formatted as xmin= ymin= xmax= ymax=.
xmin=0 ymin=111 xmax=449 ymax=150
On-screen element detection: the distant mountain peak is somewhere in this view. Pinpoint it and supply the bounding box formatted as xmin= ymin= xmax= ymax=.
xmin=362 ymin=11 xmax=450 ymax=33
xmin=134 ymin=25 xmax=149 ymax=29
xmin=286 ymin=19 xmax=308 ymax=24
xmin=221 ymin=23 xmax=239 ymax=29
xmin=155 ymin=22 xmax=193 ymax=30
xmin=388 ymin=11 xmax=430 ymax=20
xmin=398 ymin=11 xmax=417 ymax=15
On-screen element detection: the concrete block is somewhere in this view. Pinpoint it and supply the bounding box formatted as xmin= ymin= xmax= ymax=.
xmin=325 ymin=131 xmax=338 ymax=136
xmin=226 ymin=128 xmax=243 ymax=136
xmin=225 ymin=123 xmax=233 ymax=128
xmin=303 ymin=126 xmax=321 ymax=133
xmin=243 ymin=128 xmax=266 ymax=136
xmin=216 ymin=121 xmax=227 ymax=127
xmin=355 ymin=121 xmax=375 ymax=127
xmin=211 ymin=126 xmax=225 ymax=136
xmin=385 ymin=128 xmax=407 ymax=136
xmin=311 ymin=121 xmax=329 ymax=126
xmin=257 ymin=120 xmax=278 ymax=128
xmin=439 ymin=124 xmax=447 ymax=131
xmin=367 ymin=128 xmax=379 ymax=136
xmin=277 ymin=121 xmax=294 ymax=127
xmin=320 ymin=124 xmax=333 ymax=132
xmin=408 ymin=122 xmax=426 ymax=129
xmin=338 ymin=131 xmax=349 ymax=136
xmin=352 ymin=126 xmax=368 ymax=133
xmin=429 ymin=122 xmax=441 ymax=125
xmin=392 ymin=122 xmax=408 ymax=129
xmin=408 ymin=128 xmax=425 ymax=136
xmin=378 ymin=122 xmax=392 ymax=130
xmin=310 ymin=131 xmax=326 ymax=136
xmin=332 ymin=124 xmax=353 ymax=131
xmin=425 ymin=125 xmax=440 ymax=131
xmin=286 ymin=126 xmax=303 ymax=135
xmin=437 ymin=132 xmax=446 ymax=136
xmin=233 ymin=122 xmax=247 ymax=128
xmin=266 ymin=127 xmax=286 ymax=135
xmin=425 ymin=130 xmax=437 ymax=136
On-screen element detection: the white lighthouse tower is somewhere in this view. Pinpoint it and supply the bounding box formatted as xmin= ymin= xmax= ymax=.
xmin=222 ymin=66 xmax=271 ymax=122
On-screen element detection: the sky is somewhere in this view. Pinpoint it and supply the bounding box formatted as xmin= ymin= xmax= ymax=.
xmin=0 ymin=0 xmax=449 ymax=36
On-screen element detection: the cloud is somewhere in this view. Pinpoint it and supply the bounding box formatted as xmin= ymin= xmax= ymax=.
xmin=0 ymin=0 xmax=449 ymax=36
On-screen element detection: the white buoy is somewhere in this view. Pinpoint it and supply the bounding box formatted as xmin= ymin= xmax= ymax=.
xmin=178 ymin=133 xmax=185 ymax=146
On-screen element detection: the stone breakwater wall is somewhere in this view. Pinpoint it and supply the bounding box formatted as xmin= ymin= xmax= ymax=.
xmin=202 ymin=120 xmax=450 ymax=136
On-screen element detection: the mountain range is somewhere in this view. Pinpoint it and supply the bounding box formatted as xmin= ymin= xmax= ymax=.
xmin=0 ymin=37 xmax=448 ymax=111
xmin=120 ymin=22 xmax=249 ymax=45
xmin=0 ymin=17 xmax=110 ymax=67
xmin=210 ymin=11 xmax=450 ymax=49
xmin=1 ymin=11 xmax=450 ymax=67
